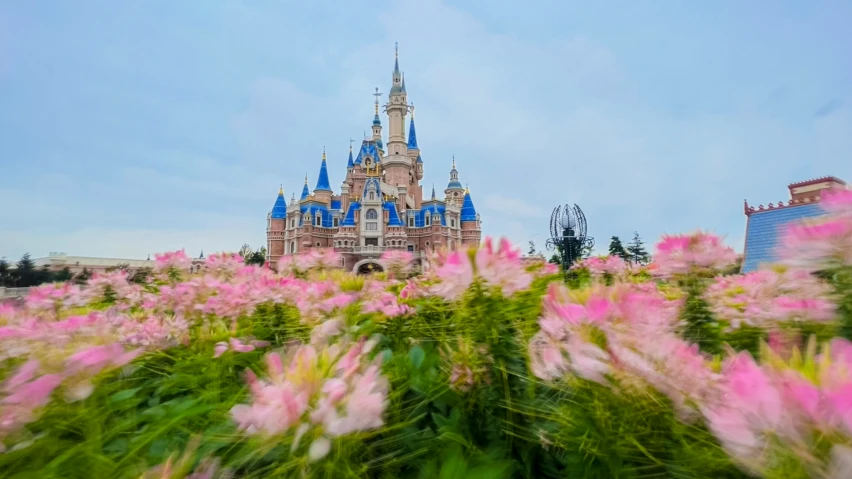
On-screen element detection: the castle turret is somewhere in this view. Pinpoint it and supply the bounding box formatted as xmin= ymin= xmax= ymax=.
xmin=300 ymin=175 xmax=310 ymax=200
xmin=271 ymin=185 xmax=287 ymax=219
xmin=313 ymin=149 xmax=333 ymax=204
xmin=267 ymin=186 xmax=287 ymax=265
xmin=383 ymin=43 xmax=411 ymax=189
xmin=460 ymin=186 xmax=481 ymax=247
xmin=444 ymin=157 xmax=465 ymax=201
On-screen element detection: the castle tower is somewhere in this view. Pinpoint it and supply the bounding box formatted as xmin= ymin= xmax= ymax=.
xmin=460 ymin=186 xmax=481 ymax=247
xmin=444 ymin=157 xmax=465 ymax=203
xmin=313 ymin=149 xmax=332 ymax=204
xmin=383 ymin=43 xmax=411 ymax=189
xmin=300 ymin=175 xmax=310 ymax=200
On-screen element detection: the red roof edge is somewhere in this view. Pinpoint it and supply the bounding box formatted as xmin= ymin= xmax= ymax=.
xmin=788 ymin=176 xmax=846 ymax=189
xmin=744 ymin=197 xmax=822 ymax=217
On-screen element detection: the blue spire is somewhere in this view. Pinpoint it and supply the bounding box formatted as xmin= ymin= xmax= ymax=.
xmin=373 ymin=87 xmax=382 ymax=126
xmin=460 ymin=186 xmax=477 ymax=222
xmin=314 ymin=149 xmax=332 ymax=192
xmin=347 ymin=143 xmax=354 ymax=168
xmin=394 ymin=42 xmax=400 ymax=74
xmin=431 ymin=184 xmax=436 ymax=199
xmin=271 ymin=185 xmax=287 ymax=218
xmin=401 ymin=72 xmax=406 ymax=93
xmin=300 ymin=174 xmax=310 ymax=200
xmin=407 ymin=108 xmax=418 ymax=149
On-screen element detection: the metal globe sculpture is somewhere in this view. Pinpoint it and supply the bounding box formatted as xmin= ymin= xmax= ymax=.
xmin=546 ymin=204 xmax=594 ymax=272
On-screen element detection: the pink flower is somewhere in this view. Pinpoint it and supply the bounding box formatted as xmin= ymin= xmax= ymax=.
xmin=820 ymin=188 xmax=852 ymax=216
xmin=779 ymin=216 xmax=852 ymax=270
xmin=153 ymin=250 xmax=192 ymax=273
xmin=362 ymin=292 xmax=413 ymax=317
xmin=431 ymin=250 xmax=475 ymax=300
xmin=574 ymin=256 xmax=629 ymax=278
xmin=653 ymin=231 xmax=738 ymax=276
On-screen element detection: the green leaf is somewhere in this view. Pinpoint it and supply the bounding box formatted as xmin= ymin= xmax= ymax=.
xmin=408 ymin=345 xmax=425 ymax=370
xmin=439 ymin=451 xmax=467 ymax=479
xmin=108 ymin=387 xmax=141 ymax=404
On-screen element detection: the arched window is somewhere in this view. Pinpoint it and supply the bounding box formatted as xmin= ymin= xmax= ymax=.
xmin=369 ymin=191 xmax=375 ymax=200
xmin=366 ymin=209 xmax=378 ymax=220
xmin=315 ymin=215 xmax=321 ymax=226
xmin=290 ymin=242 xmax=296 ymax=253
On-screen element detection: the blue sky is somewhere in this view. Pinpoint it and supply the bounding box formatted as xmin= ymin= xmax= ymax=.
xmin=1 ymin=0 xmax=850 ymax=261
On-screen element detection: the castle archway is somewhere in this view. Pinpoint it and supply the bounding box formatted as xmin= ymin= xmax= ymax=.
xmin=353 ymin=259 xmax=384 ymax=275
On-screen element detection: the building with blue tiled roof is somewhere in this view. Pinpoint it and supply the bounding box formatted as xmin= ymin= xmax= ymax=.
xmin=742 ymin=176 xmax=846 ymax=272
xmin=266 ymin=44 xmax=482 ymax=273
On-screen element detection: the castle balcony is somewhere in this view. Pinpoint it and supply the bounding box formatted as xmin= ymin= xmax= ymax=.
xmin=350 ymin=245 xmax=410 ymax=255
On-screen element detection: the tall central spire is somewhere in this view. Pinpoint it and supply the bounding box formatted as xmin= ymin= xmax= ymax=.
xmin=394 ymin=42 xmax=400 ymax=74
xmin=314 ymin=148 xmax=332 ymax=192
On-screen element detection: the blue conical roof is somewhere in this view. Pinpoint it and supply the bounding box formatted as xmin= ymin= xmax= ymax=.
xmin=314 ymin=153 xmax=332 ymax=192
xmin=431 ymin=184 xmax=436 ymax=199
xmin=300 ymin=176 xmax=310 ymax=200
xmin=347 ymin=147 xmax=354 ymax=168
xmin=460 ymin=189 xmax=477 ymax=222
xmin=271 ymin=187 xmax=287 ymax=218
xmin=407 ymin=116 xmax=418 ymax=149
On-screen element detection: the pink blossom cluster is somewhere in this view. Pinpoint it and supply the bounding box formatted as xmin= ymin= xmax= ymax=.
xmin=361 ymin=291 xmax=413 ymax=318
xmin=776 ymin=188 xmax=852 ymax=270
xmin=24 ymin=282 xmax=87 ymax=317
xmin=573 ymin=255 xmax=630 ymax=279
xmin=444 ymin=341 xmax=491 ymax=393
xmin=230 ymin=338 xmax=387 ymax=462
xmin=529 ymin=282 xmax=711 ymax=419
xmin=0 ymin=311 xmax=142 ymax=448
xmin=204 ymin=252 xmax=248 ymax=277
xmin=702 ymin=339 xmax=852 ymax=476
xmin=213 ymin=337 xmax=271 ymax=358
xmin=704 ymin=269 xmax=836 ymax=330
xmin=653 ymin=231 xmax=738 ymax=277
xmin=379 ymin=249 xmax=414 ymax=279
xmin=277 ymin=248 xmax=342 ymax=277
xmin=153 ymin=250 xmax=192 ymax=274
xmin=430 ymin=238 xmax=532 ymax=301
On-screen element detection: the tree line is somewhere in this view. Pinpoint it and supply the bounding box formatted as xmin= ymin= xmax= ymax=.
xmin=0 ymin=246 xmax=269 ymax=289
xmin=528 ymin=231 xmax=652 ymax=267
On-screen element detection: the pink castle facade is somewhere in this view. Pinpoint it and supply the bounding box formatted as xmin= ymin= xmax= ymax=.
xmin=266 ymin=46 xmax=482 ymax=273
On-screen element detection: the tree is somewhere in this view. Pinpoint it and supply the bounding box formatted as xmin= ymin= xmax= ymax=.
xmin=0 ymin=258 xmax=9 ymax=286
xmin=626 ymin=232 xmax=650 ymax=265
xmin=129 ymin=267 xmax=152 ymax=285
xmin=608 ymin=236 xmax=630 ymax=260
xmin=16 ymin=253 xmax=37 ymax=287
xmin=35 ymin=265 xmax=54 ymax=285
xmin=74 ymin=268 xmax=92 ymax=285
xmin=528 ymin=241 xmax=537 ymax=256
xmin=54 ymin=267 xmax=73 ymax=282
xmin=239 ymin=244 xmax=253 ymax=259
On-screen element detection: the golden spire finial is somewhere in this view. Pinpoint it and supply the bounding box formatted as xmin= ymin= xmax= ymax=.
xmin=278 ymin=184 xmax=284 ymax=195
xmin=465 ymin=184 xmax=470 ymax=195
xmin=304 ymin=173 xmax=308 ymax=185
xmin=322 ymin=146 xmax=326 ymax=161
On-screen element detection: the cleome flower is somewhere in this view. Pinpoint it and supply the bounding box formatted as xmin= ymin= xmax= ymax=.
xmin=653 ymin=231 xmax=738 ymax=277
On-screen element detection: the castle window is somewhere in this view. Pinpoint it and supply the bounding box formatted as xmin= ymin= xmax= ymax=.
xmin=425 ymin=215 xmax=431 ymax=226
xmin=316 ymin=242 xmax=321 ymax=247
xmin=366 ymin=209 xmax=378 ymax=220
xmin=290 ymin=242 xmax=296 ymax=253
xmin=451 ymin=219 xmax=456 ymax=228
xmin=290 ymin=219 xmax=295 ymax=228
xmin=369 ymin=191 xmax=375 ymax=200
xmin=425 ymin=241 xmax=430 ymax=246
xmin=407 ymin=245 xmax=414 ymax=252
xmin=366 ymin=222 xmax=378 ymax=231
xmin=333 ymin=217 xmax=339 ymax=227
xmin=408 ymin=216 xmax=414 ymax=227
xmin=315 ymin=215 xmax=321 ymax=226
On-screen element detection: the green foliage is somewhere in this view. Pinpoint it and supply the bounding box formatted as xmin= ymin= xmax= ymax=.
xmin=679 ymin=277 xmax=723 ymax=354
xmin=627 ymin=232 xmax=651 ymax=265
xmin=608 ymin=236 xmax=630 ymax=261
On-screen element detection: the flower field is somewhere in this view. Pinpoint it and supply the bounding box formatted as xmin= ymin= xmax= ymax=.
xmin=2 ymin=190 xmax=852 ymax=478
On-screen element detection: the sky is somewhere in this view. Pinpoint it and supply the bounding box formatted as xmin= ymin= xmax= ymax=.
xmin=1 ymin=0 xmax=851 ymax=261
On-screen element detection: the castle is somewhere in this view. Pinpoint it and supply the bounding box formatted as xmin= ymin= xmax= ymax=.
xmin=266 ymin=45 xmax=482 ymax=273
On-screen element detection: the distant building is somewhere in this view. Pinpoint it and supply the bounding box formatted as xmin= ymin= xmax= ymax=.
xmin=265 ymin=45 xmax=482 ymax=274
xmin=742 ymin=176 xmax=847 ymax=272
xmin=31 ymin=251 xmax=207 ymax=275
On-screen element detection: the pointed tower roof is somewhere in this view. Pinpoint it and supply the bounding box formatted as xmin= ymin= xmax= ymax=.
xmin=372 ymin=87 xmax=382 ymax=126
xmin=431 ymin=184 xmax=436 ymax=199
xmin=407 ymin=105 xmax=418 ymax=149
xmin=401 ymin=72 xmax=407 ymax=93
xmin=271 ymin=185 xmax=287 ymax=218
xmin=300 ymin=174 xmax=310 ymax=200
xmin=394 ymin=42 xmax=400 ymax=74
xmin=390 ymin=43 xmax=403 ymax=94
xmin=447 ymin=156 xmax=463 ymax=190
xmin=460 ymin=186 xmax=478 ymax=222
xmin=314 ymin=149 xmax=332 ymax=192
xmin=347 ymin=142 xmax=354 ymax=168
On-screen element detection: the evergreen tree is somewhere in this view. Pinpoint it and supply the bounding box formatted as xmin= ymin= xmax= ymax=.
xmin=626 ymin=232 xmax=650 ymax=265
xmin=74 ymin=268 xmax=92 ymax=285
xmin=35 ymin=265 xmax=54 ymax=285
xmin=0 ymin=258 xmax=9 ymax=286
xmin=129 ymin=267 xmax=152 ymax=285
xmin=608 ymin=236 xmax=629 ymax=260
xmin=54 ymin=267 xmax=73 ymax=282
xmin=239 ymin=244 xmax=253 ymax=259
xmin=16 ymin=253 xmax=37 ymax=287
